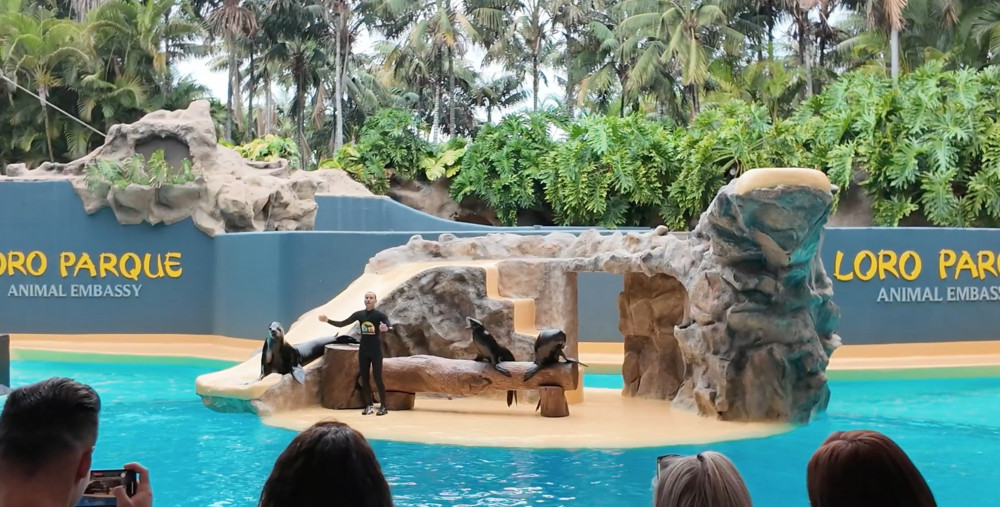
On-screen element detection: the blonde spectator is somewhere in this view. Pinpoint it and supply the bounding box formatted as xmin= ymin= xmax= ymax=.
xmin=653 ymin=451 xmax=753 ymax=507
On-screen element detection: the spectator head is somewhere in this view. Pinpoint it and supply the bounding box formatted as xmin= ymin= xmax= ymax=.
xmin=259 ymin=420 xmax=393 ymax=507
xmin=0 ymin=377 xmax=102 ymax=501
xmin=807 ymin=429 xmax=936 ymax=507
xmin=653 ymin=451 xmax=753 ymax=507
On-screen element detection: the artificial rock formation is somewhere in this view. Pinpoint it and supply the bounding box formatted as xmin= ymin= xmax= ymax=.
xmin=389 ymin=178 xmax=503 ymax=226
xmin=619 ymin=273 xmax=687 ymax=400
xmin=362 ymin=168 xmax=842 ymax=423
xmin=1 ymin=100 xmax=372 ymax=236
xmin=350 ymin=266 xmax=537 ymax=362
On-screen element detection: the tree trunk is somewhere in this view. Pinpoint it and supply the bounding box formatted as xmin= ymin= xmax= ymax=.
xmin=432 ymin=83 xmax=441 ymax=143
xmin=532 ymin=52 xmax=540 ymax=111
xmin=890 ymin=28 xmax=900 ymax=83
xmin=333 ymin=11 xmax=345 ymax=150
xmin=797 ymin=11 xmax=813 ymax=98
xmin=564 ymin=30 xmax=576 ymax=118
xmin=226 ymin=34 xmax=237 ymax=141
xmin=688 ymin=84 xmax=699 ymax=121
xmin=42 ymin=109 xmax=54 ymax=163
xmin=162 ymin=8 xmax=172 ymax=91
xmin=296 ymin=76 xmax=309 ymax=168
xmin=247 ymin=49 xmax=255 ymax=140
xmin=448 ymin=46 xmax=455 ymax=136
xmin=264 ymin=71 xmax=273 ymax=135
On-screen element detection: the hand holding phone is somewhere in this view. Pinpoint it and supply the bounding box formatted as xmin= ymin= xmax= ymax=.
xmin=77 ymin=463 xmax=152 ymax=507
xmin=111 ymin=463 xmax=152 ymax=507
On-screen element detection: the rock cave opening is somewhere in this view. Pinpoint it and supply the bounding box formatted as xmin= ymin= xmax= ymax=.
xmin=134 ymin=134 xmax=192 ymax=172
xmin=617 ymin=272 xmax=689 ymax=401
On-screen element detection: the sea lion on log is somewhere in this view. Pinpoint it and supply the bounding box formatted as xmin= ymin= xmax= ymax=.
xmin=465 ymin=317 xmax=518 ymax=407
xmin=261 ymin=321 xmax=358 ymax=384
xmin=523 ymin=329 xmax=588 ymax=382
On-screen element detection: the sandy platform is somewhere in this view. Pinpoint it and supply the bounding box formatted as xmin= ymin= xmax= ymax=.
xmin=261 ymin=388 xmax=790 ymax=449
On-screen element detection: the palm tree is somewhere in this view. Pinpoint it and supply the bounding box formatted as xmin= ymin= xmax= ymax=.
xmin=207 ymin=0 xmax=258 ymax=141
xmin=470 ymin=73 xmax=528 ymax=122
xmin=0 ymin=6 xmax=91 ymax=161
xmin=368 ymin=0 xmax=512 ymax=137
xmin=617 ymin=0 xmax=745 ymax=119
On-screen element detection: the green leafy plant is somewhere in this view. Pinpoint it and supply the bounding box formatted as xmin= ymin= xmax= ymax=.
xmin=421 ymin=138 xmax=467 ymax=181
xmin=233 ymin=135 xmax=302 ymax=170
xmin=83 ymin=149 xmax=195 ymax=191
xmin=318 ymin=109 xmax=433 ymax=194
xmin=539 ymin=114 xmax=680 ymax=228
xmin=450 ymin=112 xmax=557 ymax=225
xmin=788 ymin=62 xmax=1000 ymax=226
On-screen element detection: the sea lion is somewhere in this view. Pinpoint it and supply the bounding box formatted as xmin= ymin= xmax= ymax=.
xmin=523 ymin=329 xmax=588 ymax=382
xmin=465 ymin=316 xmax=518 ymax=407
xmin=260 ymin=321 xmax=358 ymax=384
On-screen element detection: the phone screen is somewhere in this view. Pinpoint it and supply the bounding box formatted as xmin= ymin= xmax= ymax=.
xmin=75 ymin=469 xmax=136 ymax=507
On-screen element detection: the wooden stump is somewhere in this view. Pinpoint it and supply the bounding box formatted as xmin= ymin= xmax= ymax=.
xmin=384 ymin=391 xmax=416 ymax=410
xmin=321 ymin=344 xmax=365 ymax=409
xmin=538 ymin=386 xmax=569 ymax=417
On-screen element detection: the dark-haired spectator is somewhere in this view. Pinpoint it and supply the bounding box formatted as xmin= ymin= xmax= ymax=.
xmin=259 ymin=420 xmax=393 ymax=507
xmin=807 ymin=429 xmax=936 ymax=507
xmin=653 ymin=451 xmax=753 ymax=507
xmin=0 ymin=377 xmax=153 ymax=507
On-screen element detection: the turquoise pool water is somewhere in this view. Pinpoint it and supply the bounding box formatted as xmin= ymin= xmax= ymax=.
xmin=4 ymin=361 xmax=999 ymax=507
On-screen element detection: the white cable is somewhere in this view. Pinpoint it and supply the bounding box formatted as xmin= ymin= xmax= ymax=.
xmin=0 ymin=72 xmax=107 ymax=138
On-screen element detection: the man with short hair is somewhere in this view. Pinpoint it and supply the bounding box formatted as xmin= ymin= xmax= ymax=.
xmin=0 ymin=377 xmax=153 ymax=507
xmin=319 ymin=291 xmax=393 ymax=416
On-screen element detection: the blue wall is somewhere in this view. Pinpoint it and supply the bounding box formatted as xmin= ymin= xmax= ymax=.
xmin=0 ymin=182 xmax=214 ymax=334
xmin=820 ymin=227 xmax=1000 ymax=343
xmin=3 ymin=180 xmax=1000 ymax=346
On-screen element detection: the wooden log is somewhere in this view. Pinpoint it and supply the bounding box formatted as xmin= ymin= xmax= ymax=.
xmin=321 ymin=344 xmax=365 ymax=409
xmin=322 ymin=344 xmax=578 ymax=410
xmin=538 ymin=386 xmax=569 ymax=417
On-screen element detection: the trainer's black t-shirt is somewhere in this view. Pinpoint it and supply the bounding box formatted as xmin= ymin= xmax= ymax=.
xmin=328 ymin=309 xmax=391 ymax=350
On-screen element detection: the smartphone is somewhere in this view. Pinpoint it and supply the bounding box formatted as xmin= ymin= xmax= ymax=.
xmin=75 ymin=469 xmax=137 ymax=507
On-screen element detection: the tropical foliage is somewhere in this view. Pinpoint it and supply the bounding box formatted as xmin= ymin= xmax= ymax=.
xmin=83 ymin=149 xmax=196 ymax=190
xmin=1 ymin=0 xmax=999 ymax=228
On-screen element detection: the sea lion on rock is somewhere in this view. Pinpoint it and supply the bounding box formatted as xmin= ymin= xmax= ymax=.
xmin=260 ymin=321 xmax=357 ymax=384
xmin=523 ymin=329 xmax=588 ymax=382
xmin=465 ymin=316 xmax=518 ymax=407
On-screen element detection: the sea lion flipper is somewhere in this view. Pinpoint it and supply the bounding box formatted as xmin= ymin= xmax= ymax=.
xmin=523 ymin=364 xmax=541 ymax=381
xmin=506 ymin=390 xmax=516 ymax=407
xmin=493 ymin=363 xmax=512 ymax=377
xmin=291 ymin=365 xmax=306 ymax=384
xmin=558 ymin=349 xmax=589 ymax=367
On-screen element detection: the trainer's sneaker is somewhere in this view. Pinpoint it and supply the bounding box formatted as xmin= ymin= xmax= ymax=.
xmin=362 ymin=405 xmax=374 ymax=415
xmin=376 ymin=405 xmax=388 ymax=416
